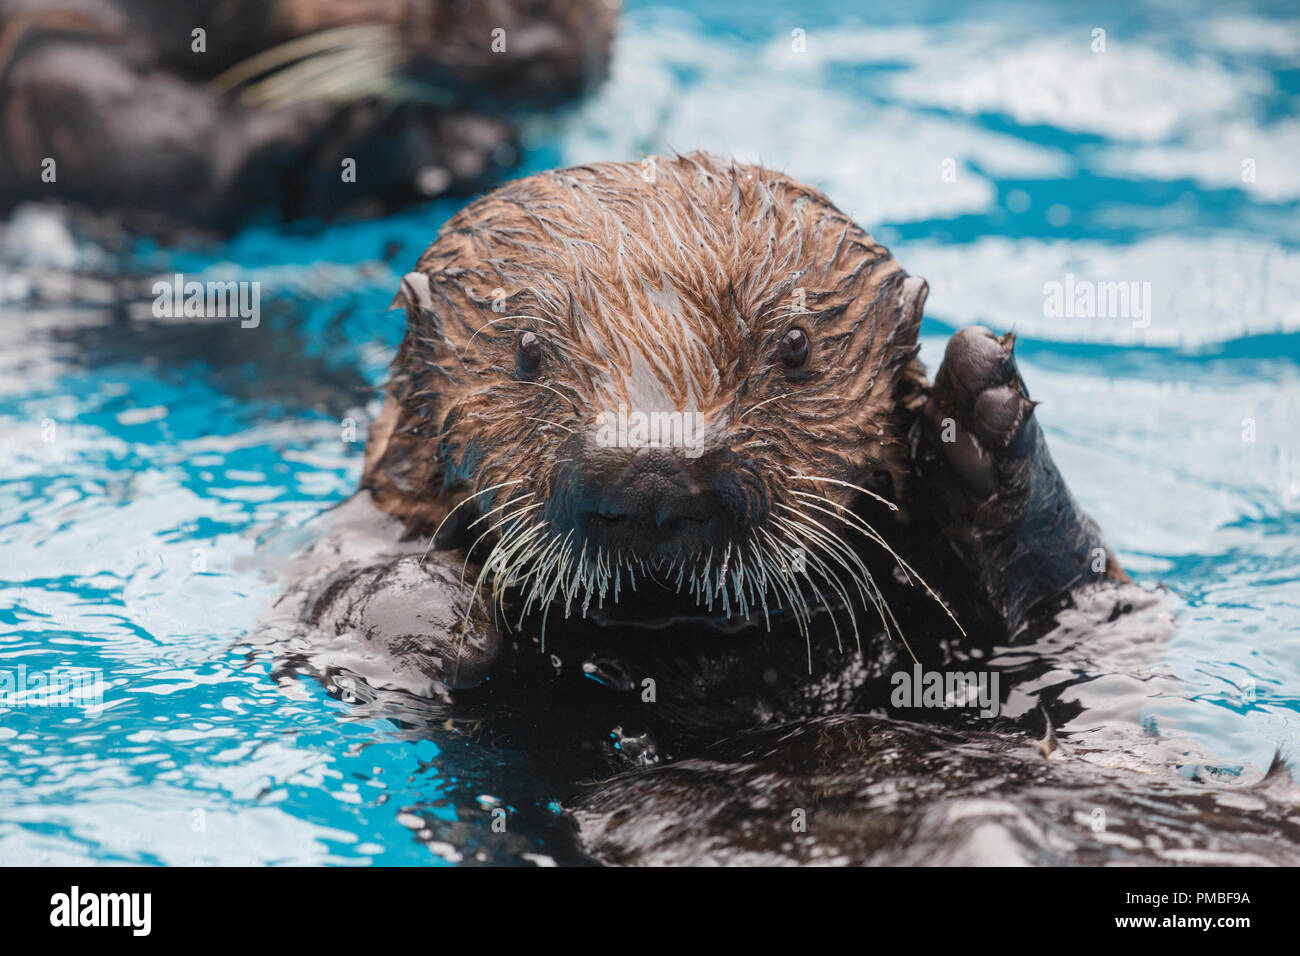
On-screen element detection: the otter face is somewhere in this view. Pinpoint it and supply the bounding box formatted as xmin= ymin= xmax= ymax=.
xmin=369 ymin=152 xmax=930 ymax=633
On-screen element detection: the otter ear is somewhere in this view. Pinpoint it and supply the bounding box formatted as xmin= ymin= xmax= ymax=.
xmin=395 ymin=271 xmax=438 ymax=328
xmin=897 ymin=274 xmax=929 ymax=336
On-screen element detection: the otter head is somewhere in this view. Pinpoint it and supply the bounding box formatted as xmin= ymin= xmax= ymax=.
xmin=365 ymin=152 xmax=929 ymax=633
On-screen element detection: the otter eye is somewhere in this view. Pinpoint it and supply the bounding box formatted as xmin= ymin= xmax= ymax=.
xmin=779 ymin=326 xmax=811 ymax=374
xmin=516 ymin=330 xmax=542 ymax=377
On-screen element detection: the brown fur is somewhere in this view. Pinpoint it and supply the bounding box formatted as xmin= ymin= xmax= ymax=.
xmin=364 ymin=152 xmax=929 ymax=575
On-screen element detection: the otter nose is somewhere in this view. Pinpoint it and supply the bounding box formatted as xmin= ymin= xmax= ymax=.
xmin=594 ymin=447 xmax=716 ymax=532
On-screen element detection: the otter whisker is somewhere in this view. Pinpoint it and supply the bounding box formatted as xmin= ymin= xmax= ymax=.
xmin=466 ymin=524 xmax=522 ymax=629
xmin=593 ymin=547 xmax=607 ymax=609
xmin=781 ymin=497 xmax=917 ymax=643
xmin=777 ymin=502 xmax=887 ymax=608
xmin=788 ymin=490 xmax=912 ymax=589
xmin=590 ymin=550 xmax=602 ymax=612
xmin=742 ymin=538 xmax=765 ymax=626
xmin=759 ymin=527 xmax=816 ymax=655
xmin=485 ymin=503 xmax=545 ymax=629
xmin=788 ymin=489 xmax=965 ymax=639
xmin=778 ymin=506 xmax=927 ymax=669
xmin=722 ymin=546 xmax=743 ymax=621
xmin=422 ymin=479 xmax=527 ymax=569
xmin=511 ymin=526 xmax=564 ymax=634
xmin=459 ymin=499 xmax=544 ymax=588
xmin=478 ymin=518 xmax=549 ymax=625
xmin=466 ymin=490 xmax=537 ymax=531
xmin=540 ymin=532 xmax=571 ymax=620
xmin=771 ymin=519 xmax=852 ymax=653
xmin=538 ymin=530 xmax=575 ymax=641
xmin=214 ymin=25 xmax=403 ymax=108
xmin=513 ymin=528 xmax=569 ymax=630
xmin=762 ymin=538 xmax=809 ymax=637
xmin=514 ymin=529 xmax=562 ymax=625
xmin=522 ymin=417 xmax=575 ymax=435
xmin=774 ymin=511 xmax=872 ymax=651
xmin=440 ymin=489 xmax=531 ymax=680
xmin=749 ymin=533 xmax=798 ymax=634
xmin=468 ymin=508 xmax=541 ymax=611
xmin=240 ymin=44 xmax=402 ymax=108
xmin=737 ymin=390 xmax=792 ymax=421
xmin=698 ymin=547 xmax=714 ymax=611
xmin=569 ymin=538 xmax=590 ymax=621
xmin=513 ymin=378 xmax=582 ymax=414
xmin=560 ymin=534 xmax=587 ymax=619
xmin=787 ymin=508 xmax=897 ymax=651
xmin=789 ymin=473 xmax=899 ymax=512
xmin=214 ymin=26 xmax=391 ymax=91
xmin=785 ymin=504 xmax=919 ymax=663
xmin=742 ymin=538 xmax=772 ymax=629
xmin=467 ymin=312 xmax=559 ymax=347
xmin=603 ymin=550 xmax=616 ymax=605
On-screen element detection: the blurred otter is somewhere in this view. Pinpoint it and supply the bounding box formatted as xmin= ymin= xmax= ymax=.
xmin=0 ymin=0 xmax=617 ymax=233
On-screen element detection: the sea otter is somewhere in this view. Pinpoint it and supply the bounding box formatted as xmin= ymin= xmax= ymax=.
xmin=269 ymin=152 xmax=1298 ymax=865
xmin=0 ymin=0 xmax=616 ymax=233
xmin=356 ymin=150 xmax=1120 ymax=643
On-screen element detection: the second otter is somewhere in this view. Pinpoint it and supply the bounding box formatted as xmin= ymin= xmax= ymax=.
xmin=0 ymin=0 xmax=616 ymax=232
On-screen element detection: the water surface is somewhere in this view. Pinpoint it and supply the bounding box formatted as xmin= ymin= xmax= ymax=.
xmin=1 ymin=0 xmax=1297 ymax=864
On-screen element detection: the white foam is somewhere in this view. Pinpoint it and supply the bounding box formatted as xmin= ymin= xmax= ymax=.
xmin=542 ymin=14 xmax=1070 ymax=226
xmin=889 ymin=35 xmax=1263 ymax=142
xmin=1092 ymin=117 xmax=1300 ymax=201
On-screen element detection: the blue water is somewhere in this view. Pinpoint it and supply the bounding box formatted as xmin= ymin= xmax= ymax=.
xmin=1 ymin=1 xmax=1298 ymax=864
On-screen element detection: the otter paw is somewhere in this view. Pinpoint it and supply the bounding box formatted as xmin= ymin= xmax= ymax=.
xmin=917 ymin=325 xmax=1124 ymax=633
xmin=308 ymin=555 xmax=502 ymax=692
xmin=922 ymin=325 xmax=1038 ymax=500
